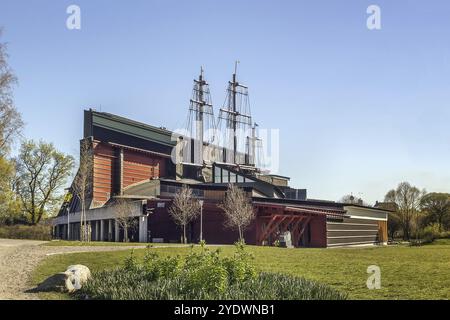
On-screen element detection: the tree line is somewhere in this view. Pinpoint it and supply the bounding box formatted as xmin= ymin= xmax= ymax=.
xmin=341 ymin=183 xmax=450 ymax=242
xmin=0 ymin=31 xmax=74 ymax=226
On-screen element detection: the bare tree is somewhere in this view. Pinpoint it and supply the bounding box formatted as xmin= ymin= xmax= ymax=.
xmin=114 ymin=198 xmax=138 ymax=242
xmin=168 ymin=185 xmax=201 ymax=244
xmin=71 ymin=138 xmax=93 ymax=242
xmin=15 ymin=140 xmax=74 ymax=224
xmin=384 ymin=182 xmax=426 ymax=240
xmin=218 ymin=183 xmax=255 ymax=243
xmin=0 ymin=29 xmax=23 ymax=156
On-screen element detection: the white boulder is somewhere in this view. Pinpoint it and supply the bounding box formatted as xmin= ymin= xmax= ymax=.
xmin=36 ymin=264 xmax=91 ymax=293
xmin=65 ymin=265 xmax=91 ymax=292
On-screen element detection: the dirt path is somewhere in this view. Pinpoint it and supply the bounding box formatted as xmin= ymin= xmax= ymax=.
xmin=0 ymin=239 xmax=146 ymax=300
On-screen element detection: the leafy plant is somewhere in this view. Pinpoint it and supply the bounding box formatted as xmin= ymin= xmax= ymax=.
xmin=79 ymin=242 xmax=347 ymax=300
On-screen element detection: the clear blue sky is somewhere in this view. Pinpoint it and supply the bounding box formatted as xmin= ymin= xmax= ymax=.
xmin=1 ymin=0 xmax=449 ymax=204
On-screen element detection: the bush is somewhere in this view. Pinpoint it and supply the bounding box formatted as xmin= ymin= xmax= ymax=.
xmin=0 ymin=224 xmax=52 ymax=240
xmin=416 ymin=224 xmax=450 ymax=244
xmin=439 ymin=231 xmax=450 ymax=239
xmin=421 ymin=224 xmax=439 ymax=244
xmin=79 ymin=243 xmax=347 ymax=300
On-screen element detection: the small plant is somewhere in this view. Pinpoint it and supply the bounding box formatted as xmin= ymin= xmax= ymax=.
xmin=80 ymin=242 xmax=347 ymax=300
xmin=123 ymin=250 xmax=138 ymax=272
xmin=183 ymin=242 xmax=228 ymax=294
xmin=142 ymin=250 xmax=182 ymax=280
xmin=223 ymin=241 xmax=257 ymax=284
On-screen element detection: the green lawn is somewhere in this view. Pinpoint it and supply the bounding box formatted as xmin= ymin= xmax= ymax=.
xmin=43 ymin=240 xmax=192 ymax=247
xmin=32 ymin=240 xmax=450 ymax=300
xmin=44 ymin=240 xmax=151 ymax=247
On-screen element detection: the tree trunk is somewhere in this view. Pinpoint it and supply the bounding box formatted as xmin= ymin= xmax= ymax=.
xmin=183 ymin=225 xmax=187 ymax=244
xmin=124 ymin=226 xmax=128 ymax=243
xmin=80 ymin=200 xmax=85 ymax=242
xmin=80 ymin=209 xmax=84 ymax=242
xmin=238 ymin=226 xmax=243 ymax=243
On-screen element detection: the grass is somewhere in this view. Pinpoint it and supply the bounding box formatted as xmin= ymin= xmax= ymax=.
xmin=43 ymin=240 xmax=147 ymax=247
xmin=428 ymin=238 xmax=450 ymax=246
xmin=42 ymin=240 xmax=188 ymax=247
xmin=31 ymin=242 xmax=450 ymax=300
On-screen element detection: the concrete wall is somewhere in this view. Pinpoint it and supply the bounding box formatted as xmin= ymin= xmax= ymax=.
xmin=53 ymin=201 xmax=143 ymax=225
xmin=53 ymin=200 xmax=148 ymax=242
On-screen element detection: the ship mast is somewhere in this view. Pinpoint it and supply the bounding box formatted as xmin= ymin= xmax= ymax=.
xmin=218 ymin=61 xmax=252 ymax=165
xmin=186 ymin=67 xmax=214 ymax=164
xmin=232 ymin=63 xmax=237 ymax=163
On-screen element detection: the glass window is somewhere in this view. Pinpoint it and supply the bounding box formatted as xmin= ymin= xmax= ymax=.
xmin=214 ymin=167 xmax=222 ymax=183
xmin=229 ymin=172 xmax=236 ymax=183
xmin=237 ymin=175 xmax=244 ymax=183
xmin=222 ymin=169 xmax=229 ymax=183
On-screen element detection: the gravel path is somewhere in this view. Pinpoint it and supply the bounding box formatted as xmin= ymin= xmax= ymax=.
xmin=0 ymin=239 xmax=146 ymax=300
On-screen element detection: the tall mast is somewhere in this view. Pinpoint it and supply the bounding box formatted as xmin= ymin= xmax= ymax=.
xmin=186 ymin=67 xmax=214 ymax=164
xmin=195 ymin=67 xmax=205 ymax=164
xmin=218 ymin=61 xmax=252 ymax=165
xmin=232 ymin=62 xmax=238 ymax=164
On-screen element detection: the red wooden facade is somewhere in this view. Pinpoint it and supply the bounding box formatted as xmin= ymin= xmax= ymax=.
xmin=146 ymin=199 xmax=343 ymax=247
xmin=92 ymin=141 xmax=168 ymax=207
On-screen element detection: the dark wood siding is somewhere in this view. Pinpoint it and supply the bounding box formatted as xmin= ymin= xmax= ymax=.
xmin=92 ymin=141 xmax=169 ymax=206
xmin=123 ymin=151 xmax=165 ymax=188
xmin=92 ymin=142 xmax=115 ymax=206
xmin=327 ymin=217 xmax=380 ymax=247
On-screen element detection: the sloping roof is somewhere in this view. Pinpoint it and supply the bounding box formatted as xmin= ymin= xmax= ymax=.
xmin=85 ymin=109 xmax=175 ymax=147
xmin=252 ymin=196 xmax=392 ymax=213
xmin=213 ymin=163 xmax=286 ymax=198
xmin=123 ymin=179 xmax=161 ymax=198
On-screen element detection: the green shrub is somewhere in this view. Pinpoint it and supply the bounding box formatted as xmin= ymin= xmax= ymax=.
xmin=181 ymin=243 xmax=229 ymax=294
xmin=222 ymin=241 xmax=257 ymax=284
xmin=79 ymin=242 xmax=347 ymax=300
xmin=439 ymin=231 xmax=450 ymax=239
xmin=417 ymin=224 xmax=450 ymax=244
xmin=421 ymin=224 xmax=440 ymax=243
xmin=0 ymin=224 xmax=52 ymax=240
xmin=80 ymin=269 xmax=347 ymax=300
xmin=142 ymin=251 xmax=182 ymax=280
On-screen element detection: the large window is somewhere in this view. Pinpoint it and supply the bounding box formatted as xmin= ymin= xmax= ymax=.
xmin=213 ymin=165 xmax=256 ymax=184
xmin=214 ymin=166 xmax=221 ymax=183
xmin=222 ymin=169 xmax=229 ymax=183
